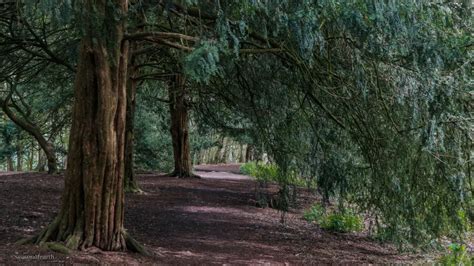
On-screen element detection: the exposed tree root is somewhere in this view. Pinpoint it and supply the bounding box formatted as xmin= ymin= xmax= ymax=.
xmin=125 ymin=181 xmax=144 ymax=194
xmin=15 ymin=237 xmax=34 ymax=245
xmin=21 ymin=214 xmax=149 ymax=256
xmin=123 ymin=230 xmax=151 ymax=256
xmin=42 ymin=242 xmax=71 ymax=254
xmin=19 ymin=227 xmax=150 ymax=256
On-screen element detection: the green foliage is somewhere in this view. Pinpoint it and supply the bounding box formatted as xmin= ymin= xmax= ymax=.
xmin=197 ymin=0 xmax=473 ymax=248
xmin=240 ymin=161 xmax=316 ymax=189
xmin=1 ymin=0 xmax=472 ymax=250
xmin=321 ymin=212 xmax=364 ymax=233
xmin=239 ymin=161 xmax=258 ymax=176
xmin=134 ymin=84 xmax=174 ymax=172
xmin=303 ymin=203 xmax=325 ymax=223
xmin=0 ymin=120 xmax=18 ymax=162
xmin=184 ymin=41 xmax=220 ymax=83
xmin=304 ymin=203 xmax=364 ymax=233
xmin=438 ymin=243 xmax=473 ymax=265
xmin=240 ymin=162 xmax=279 ymax=182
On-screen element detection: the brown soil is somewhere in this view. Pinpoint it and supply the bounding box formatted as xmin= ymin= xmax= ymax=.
xmin=194 ymin=163 xmax=243 ymax=174
xmin=0 ymin=166 xmax=436 ymax=264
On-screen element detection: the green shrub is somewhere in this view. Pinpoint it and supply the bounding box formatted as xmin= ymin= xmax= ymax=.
xmin=320 ymin=212 xmax=364 ymax=233
xmin=254 ymin=163 xmax=279 ymax=182
xmin=241 ymin=161 xmax=317 ymax=189
xmin=240 ymin=162 xmax=281 ymax=182
xmin=240 ymin=161 xmax=258 ymax=176
xmin=438 ymin=243 xmax=472 ymax=265
xmin=303 ymin=203 xmax=325 ymax=223
xmin=303 ymin=204 xmax=364 ymax=233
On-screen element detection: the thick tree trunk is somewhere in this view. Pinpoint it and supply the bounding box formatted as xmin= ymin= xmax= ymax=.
xmin=168 ymin=73 xmax=194 ymax=178
xmin=32 ymin=0 xmax=141 ymax=252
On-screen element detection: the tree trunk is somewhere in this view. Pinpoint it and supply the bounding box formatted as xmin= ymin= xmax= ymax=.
xmin=7 ymin=155 xmax=14 ymax=171
xmin=239 ymin=144 xmax=246 ymax=163
xmin=168 ymin=73 xmax=194 ymax=178
xmin=219 ymin=137 xmax=228 ymax=163
xmin=28 ymin=142 xmax=34 ymax=170
xmin=245 ymin=144 xmax=254 ymax=162
xmin=123 ymin=48 xmax=140 ymax=193
xmin=36 ymin=149 xmax=46 ymax=172
xmin=16 ymin=142 xmax=22 ymax=171
xmin=32 ymin=0 xmax=140 ymax=252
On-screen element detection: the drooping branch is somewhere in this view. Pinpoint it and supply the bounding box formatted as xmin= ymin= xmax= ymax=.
xmin=125 ymin=31 xmax=198 ymax=42
xmin=0 ymin=86 xmax=57 ymax=173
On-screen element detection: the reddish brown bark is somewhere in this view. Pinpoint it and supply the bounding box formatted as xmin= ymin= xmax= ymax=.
xmin=168 ymin=74 xmax=194 ymax=178
xmin=32 ymin=0 xmax=139 ymax=252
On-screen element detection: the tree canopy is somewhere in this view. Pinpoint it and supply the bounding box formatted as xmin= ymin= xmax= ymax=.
xmin=0 ymin=0 xmax=472 ymax=251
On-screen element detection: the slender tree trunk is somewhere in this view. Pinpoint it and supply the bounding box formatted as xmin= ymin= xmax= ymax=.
xmin=219 ymin=137 xmax=228 ymax=163
xmin=124 ymin=48 xmax=141 ymax=193
xmin=246 ymin=144 xmax=254 ymax=162
xmin=28 ymin=142 xmax=34 ymax=170
xmin=239 ymin=144 xmax=245 ymax=163
xmin=168 ymin=73 xmax=194 ymax=178
xmin=213 ymin=137 xmax=224 ymax=163
xmin=7 ymin=155 xmax=13 ymax=171
xmin=16 ymin=142 xmax=22 ymax=171
xmin=44 ymin=142 xmax=56 ymax=174
xmin=32 ymin=0 xmax=141 ymax=252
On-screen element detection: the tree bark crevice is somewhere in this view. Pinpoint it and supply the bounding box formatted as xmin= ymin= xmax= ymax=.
xmin=29 ymin=0 xmax=143 ymax=252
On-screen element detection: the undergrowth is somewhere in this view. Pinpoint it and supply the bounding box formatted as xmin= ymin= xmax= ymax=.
xmin=438 ymin=243 xmax=473 ymax=265
xmin=304 ymin=203 xmax=364 ymax=233
xmin=240 ymin=161 xmax=317 ymax=189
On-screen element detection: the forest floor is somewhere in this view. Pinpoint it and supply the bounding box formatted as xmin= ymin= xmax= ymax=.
xmin=0 ymin=164 xmax=439 ymax=264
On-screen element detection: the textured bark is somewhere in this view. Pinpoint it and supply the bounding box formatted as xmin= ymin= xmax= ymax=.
xmin=124 ymin=49 xmax=140 ymax=193
xmin=168 ymin=74 xmax=194 ymax=178
xmin=32 ymin=0 xmax=135 ymax=251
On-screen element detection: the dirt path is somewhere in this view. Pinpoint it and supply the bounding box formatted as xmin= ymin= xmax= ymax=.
xmin=194 ymin=164 xmax=251 ymax=180
xmin=0 ymin=168 xmax=434 ymax=264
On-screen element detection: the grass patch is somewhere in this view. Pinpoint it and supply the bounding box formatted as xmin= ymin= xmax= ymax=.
xmin=304 ymin=203 xmax=364 ymax=233
xmin=240 ymin=161 xmax=316 ymax=189
xmin=438 ymin=243 xmax=473 ymax=265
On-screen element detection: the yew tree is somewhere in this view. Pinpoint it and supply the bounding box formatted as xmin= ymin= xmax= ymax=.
xmin=30 ymin=0 xmax=140 ymax=251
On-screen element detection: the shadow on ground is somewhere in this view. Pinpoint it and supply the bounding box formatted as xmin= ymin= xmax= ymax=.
xmin=0 ymin=168 xmax=435 ymax=264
